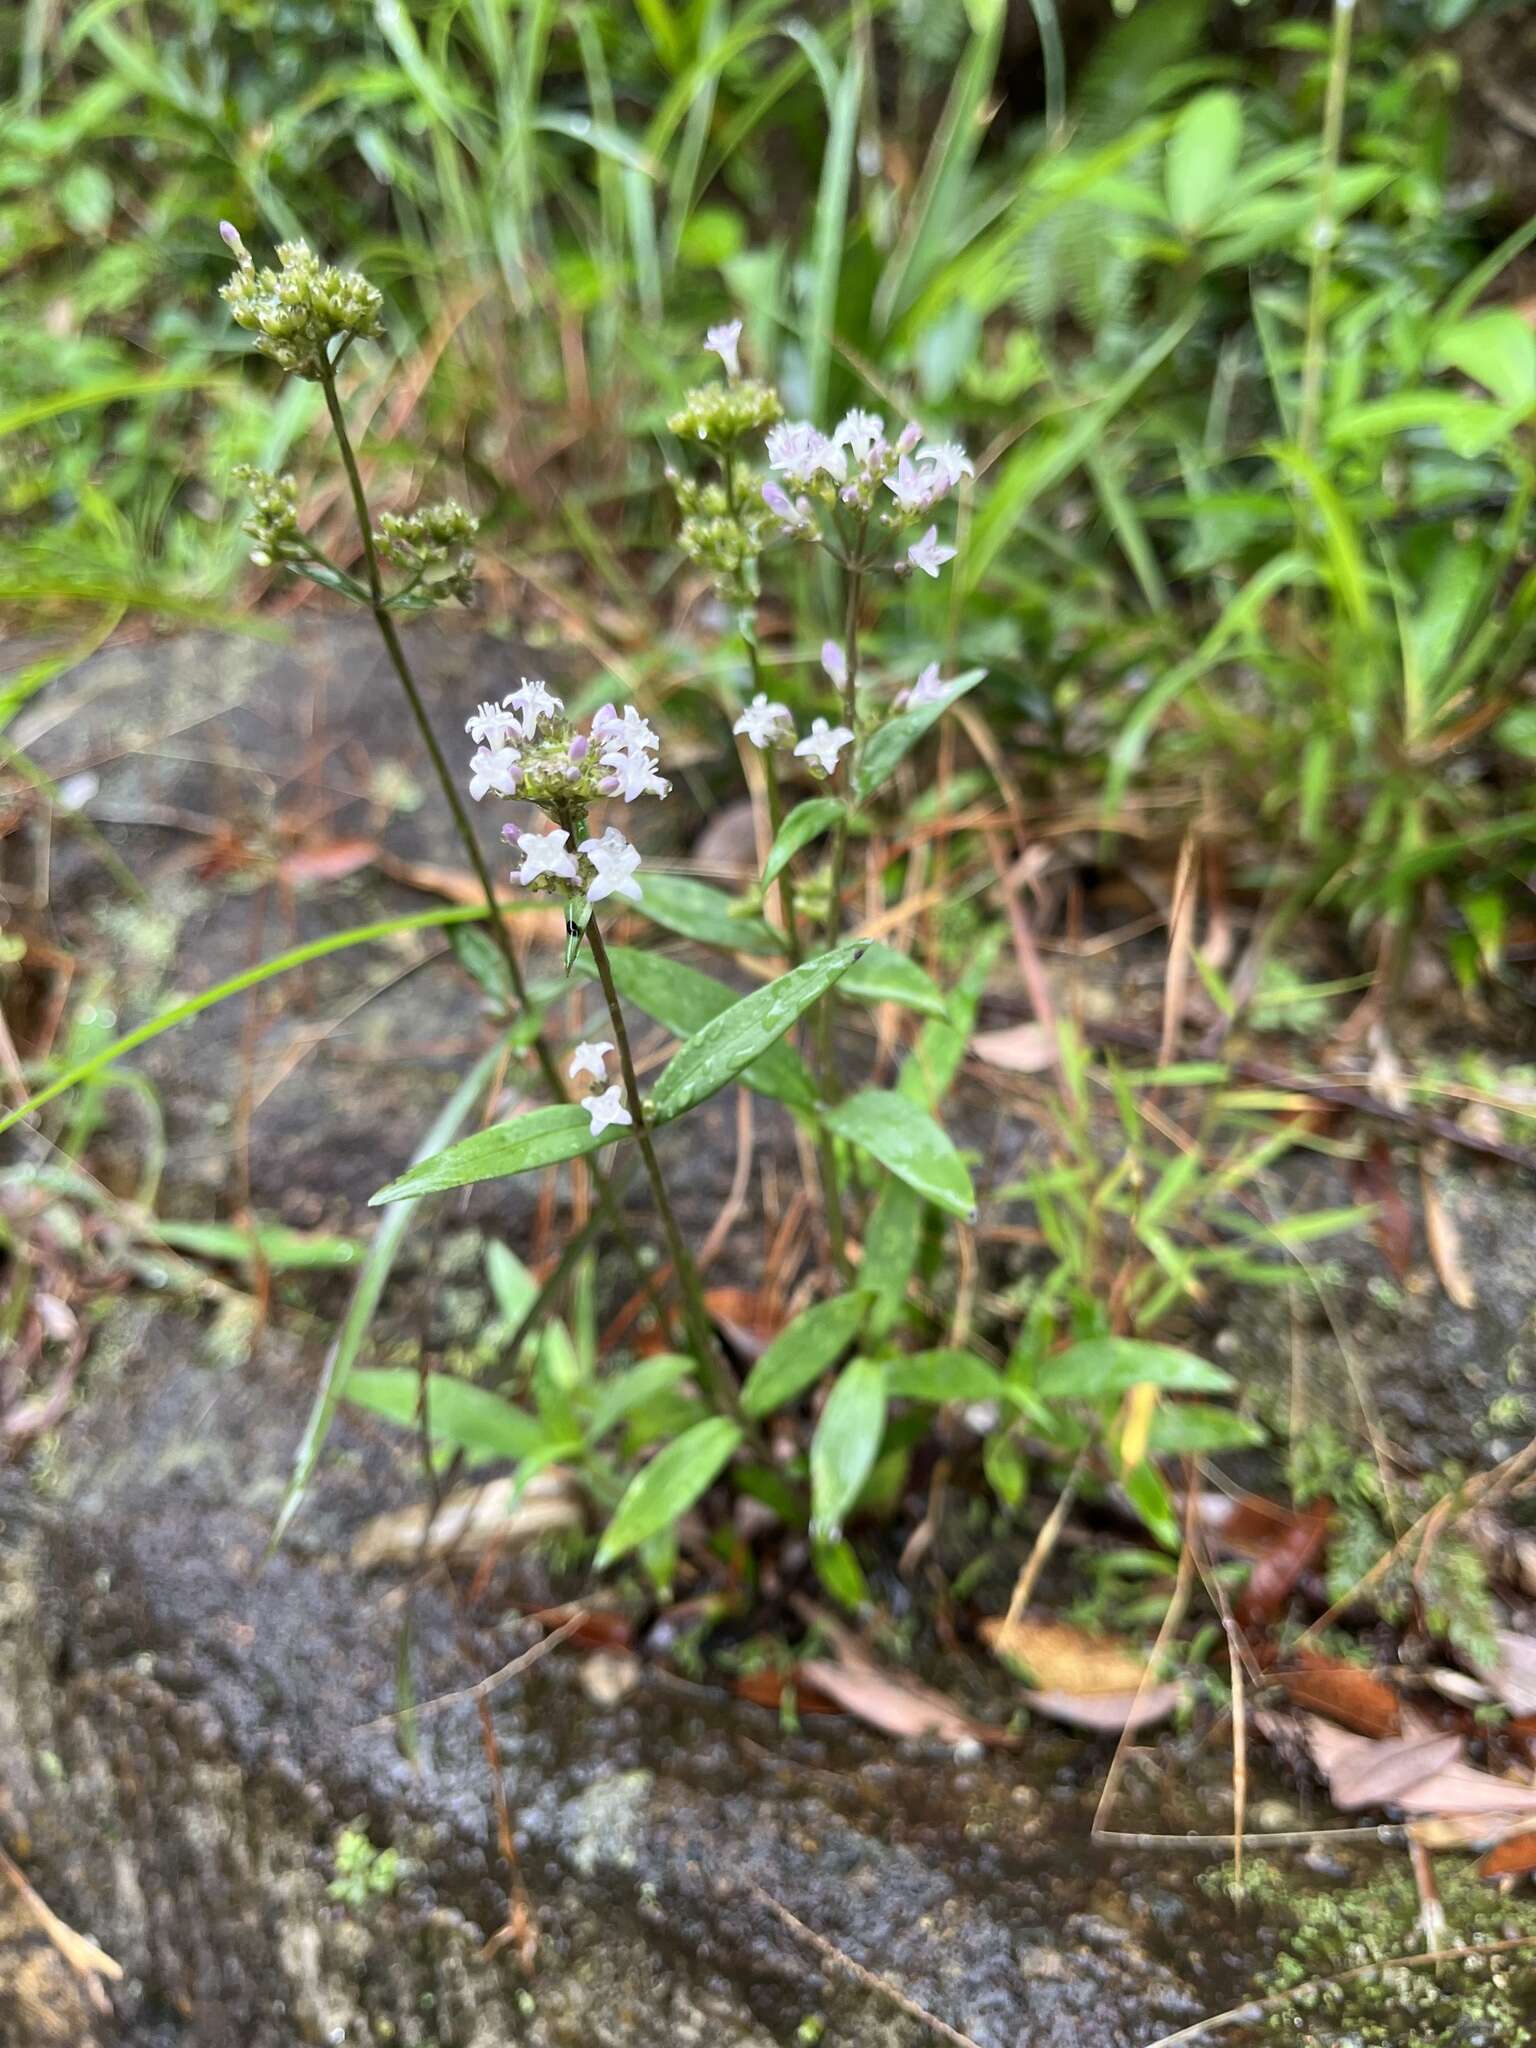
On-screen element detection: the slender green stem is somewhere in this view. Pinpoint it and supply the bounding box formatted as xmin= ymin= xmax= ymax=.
xmin=317 ymin=362 xmax=674 ymax=1336
xmin=1297 ymin=0 xmax=1356 ymax=456
xmin=586 ymin=916 xmax=740 ymax=1415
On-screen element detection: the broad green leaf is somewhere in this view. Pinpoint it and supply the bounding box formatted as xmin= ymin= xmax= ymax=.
xmin=1328 ymin=391 xmax=1517 ymax=459
xmin=983 ymin=1430 xmax=1030 ymax=1510
xmin=634 ymin=871 xmax=780 ymax=954
xmin=809 ymin=1359 xmax=887 ymax=1540
xmin=486 ymin=1241 xmax=539 ymax=1325
xmin=371 ymin=1104 xmax=610 ymax=1205
xmin=586 ymin=1354 xmax=697 ymax=1442
xmin=342 ymin=1368 xmax=545 ymax=1463
xmin=741 ymin=1290 xmax=872 ymax=1417
xmin=1124 ymin=1459 xmax=1181 ymax=1552
xmin=837 ymin=942 xmax=948 ymax=1019
xmin=860 ymin=1176 xmax=924 ymax=1339
xmin=1165 ymin=88 xmax=1243 ymax=235
xmin=154 ymin=1220 xmax=362 ymax=1271
xmin=854 ymin=670 xmax=986 ymax=799
xmin=1432 ymin=310 xmax=1536 ymax=413
xmin=812 ymin=1534 xmax=870 ymax=1611
xmin=594 ymin=1416 xmax=743 ymax=1566
xmin=1148 ymin=1403 xmax=1266 ymax=1455
xmin=650 ymin=943 xmax=861 ymax=1120
xmin=574 ymin=945 xmax=814 ymax=1109
xmin=885 ymin=1349 xmax=1006 ymax=1403
xmin=1035 ymin=1337 xmax=1233 ymax=1400
xmin=825 ymin=1089 xmax=975 ymax=1220
xmin=762 ymin=797 xmax=844 ymax=888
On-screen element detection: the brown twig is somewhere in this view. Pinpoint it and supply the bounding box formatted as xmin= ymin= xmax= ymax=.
xmin=356 ymin=1610 xmax=588 ymax=1730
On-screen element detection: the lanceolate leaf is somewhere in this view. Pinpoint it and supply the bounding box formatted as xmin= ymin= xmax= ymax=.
xmin=343 ymin=1368 xmax=545 ymax=1462
xmin=836 ymin=942 xmax=948 ymax=1018
xmin=810 ymin=1359 xmax=887 ymax=1540
xmin=853 ymin=669 xmax=986 ymax=800
xmin=634 ymin=871 xmax=780 ymax=955
xmin=594 ymin=1417 xmax=743 ymax=1566
xmin=575 ymin=945 xmax=814 ymax=1109
xmin=650 ymin=943 xmax=862 ymax=1121
xmin=885 ymin=1349 xmax=1006 ymax=1403
xmin=741 ymin=1290 xmax=872 ymax=1417
xmin=825 ymin=1089 xmax=975 ymax=1219
xmin=1035 ymin=1336 xmax=1233 ymax=1401
xmin=370 ymin=1104 xmax=609 ymax=1205
xmin=762 ymin=796 xmax=845 ymax=889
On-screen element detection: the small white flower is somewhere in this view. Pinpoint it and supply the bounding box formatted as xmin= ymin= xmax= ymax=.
xmin=596 ymin=705 xmax=659 ymax=758
xmin=580 ymin=825 xmax=644 ymax=904
xmin=469 ymin=745 xmax=522 ymax=800
xmin=704 ymin=318 xmax=743 ymax=380
xmin=907 ymin=525 xmax=957 ymax=578
xmin=602 ymin=746 xmax=671 ymax=802
xmin=884 ymin=454 xmax=933 ymax=516
xmin=820 ymin=641 xmax=848 ymax=689
xmin=569 ymin=1040 xmax=613 ymax=1084
xmin=908 ymin=662 xmax=952 ymax=707
xmin=583 ymin=1084 xmax=633 ymax=1138
xmin=767 ymin=420 xmax=844 ymax=487
xmin=466 ymin=698 xmax=521 ymax=748
xmin=507 ymin=676 xmax=562 ymax=738
xmin=834 ymin=408 xmax=886 ymax=465
xmin=510 ymin=825 xmax=578 ymax=886
xmin=917 ymin=440 xmax=973 ymax=491
xmin=733 ymin=693 xmax=795 ymax=749
xmin=794 ymin=717 xmax=854 ymax=776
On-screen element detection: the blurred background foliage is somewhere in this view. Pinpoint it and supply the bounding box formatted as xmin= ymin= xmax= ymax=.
xmin=5 ymin=0 xmax=1536 ymax=986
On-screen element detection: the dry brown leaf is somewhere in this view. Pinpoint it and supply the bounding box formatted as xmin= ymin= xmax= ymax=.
xmin=277 ymin=836 xmax=379 ymax=884
xmin=970 ymin=1023 xmax=1059 ymax=1074
xmin=733 ymin=1668 xmax=843 ymax=1716
xmin=1298 ymin=1714 xmax=1536 ymax=1822
xmin=705 ymin=1286 xmax=782 ymax=1362
xmin=1421 ymin=1160 xmax=1476 ymax=1309
xmin=1021 ymin=1684 xmax=1183 ymax=1734
xmin=352 ymin=1473 xmax=584 ymax=1569
xmin=795 ymin=1659 xmax=1011 ymax=1747
xmin=1478 ymin=1630 xmax=1536 ymax=1716
xmin=1478 ymin=1825 xmax=1536 ymax=1878
xmin=1274 ymin=1649 xmax=1402 ymax=1738
xmin=979 ymin=1615 xmax=1150 ymax=1694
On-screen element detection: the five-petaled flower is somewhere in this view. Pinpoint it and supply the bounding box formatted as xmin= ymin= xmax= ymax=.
xmin=908 ymin=662 xmax=952 ymax=707
xmin=580 ymin=826 xmax=643 ymax=904
xmin=569 ymin=1040 xmax=613 ymax=1084
xmin=582 ymin=1085 xmax=633 ymax=1138
xmin=907 ymin=525 xmax=957 ymax=578
xmin=507 ymin=676 xmax=560 ymax=738
xmin=469 ymin=745 xmax=520 ymax=800
xmin=794 ymin=718 xmax=854 ymax=776
xmin=733 ymin=694 xmax=795 ymax=749
xmin=510 ymin=825 xmax=578 ymax=887
xmin=704 ymin=319 xmax=743 ymax=381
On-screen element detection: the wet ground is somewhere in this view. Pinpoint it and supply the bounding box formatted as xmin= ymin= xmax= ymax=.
xmin=4 ymin=619 xmax=1536 ymax=2043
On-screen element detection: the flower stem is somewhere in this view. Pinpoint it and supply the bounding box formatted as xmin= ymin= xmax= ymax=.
xmin=1297 ymin=0 xmax=1356 ymax=457
xmin=317 ymin=363 xmax=674 ymax=1338
xmin=586 ymin=916 xmax=740 ymax=1415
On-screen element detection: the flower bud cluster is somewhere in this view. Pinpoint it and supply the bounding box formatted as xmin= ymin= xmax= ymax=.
xmin=375 ymin=500 xmax=480 ymax=607
xmin=667 ymin=379 xmax=783 ymax=447
xmin=231 ymin=465 xmax=303 ymax=568
xmin=219 ymin=226 xmax=384 ymax=380
xmin=671 ymin=466 xmax=776 ymax=592
xmin=466 ymin=681 xmax=665 ymax=911
xmin=763 ymin=408 xmax=969 ymax=576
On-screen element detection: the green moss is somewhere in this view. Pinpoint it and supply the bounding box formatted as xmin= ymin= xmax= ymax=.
xmin=1205 ymin=1857 xmax=1536 ymax=2044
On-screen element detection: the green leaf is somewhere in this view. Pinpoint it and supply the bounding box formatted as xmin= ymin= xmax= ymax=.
xmin=575 ymin=945 xmax=814 ymax=1109
xmin=633 ymin=871 xmax=780 ymax=954
xmin=1035 ymin=1337 xmax=1233 ymax=1401
xmin=885 ymin=1349 xmax=1006 ymax=1403
xmin=762 ymin=797 xmax=845 ymax=888
xmin=1148 ymin=1403 xmax=1266 ymax=1455
xmin=837 ymin=942 xmax=948 ymax=1019
xmin=854 ymin=670 xmax=986 ymax=800
xmin=486 ymin=1241 xmax=539 ymax=1325
xmin=586 ymin=1355 xmax=697 ymax=1442
xmin=812 ymin=1534 xmax=870 ymax=1611
xmin=153 ymin=1220 xmax=363 ymax=1271
xmin=370 ymin=1104 xmax=610 ymax=1205
xmin=649 ymin=943 xmax=862 ymax=1121
xmin=1165 ymin=88 xmax=1243 ymax=235
xmin=741 ymin=1290 xmax=872 ymax=1417
xmin=1432 ymin=310 xmax=1536 ymax=413
xmin=860 ymin=1176 xmax=924 ymax=1339
xmin=594 ymin=1417 xmax=743 ymax=1566
xmin=342 ymin=1369 xmax=546 ymax=1463
xmin=809 ymin=1360 xmax=887 ymax=1540
xmin=825 ymin=1090 xmax=975 ymax=1220
xmin=1124 ymin=1459 xmax=1181 ymax=1552
xmin=983 ymin=1430 xmax=1030 ymax=1510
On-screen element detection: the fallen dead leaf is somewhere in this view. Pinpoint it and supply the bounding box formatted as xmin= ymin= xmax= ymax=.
xmin=1479 ymin=1826 xmax=1536 ymax=1879
xmin=1273 ymin=1649 xmax=1402 ymax=1738
xmin=797 ymin=1657 xmax=1011 ymax=1747
xmin=979 ymin=1615 xmax=1184 ymax=1734
xmin=1350 ymin=1138 xmax=1414 ymax=1283
xmin=733 ymin=1668 xmax=844 ymax=1716
xmin=1479 ymin=1630 xmax=1536 ymax=1717
xmin=1295 ymin=1713 xmax=1536 ymax=1824
xmin=1021 ymin=1684 xmax=1183 ymax=1734
xmin=277 ymin=836 xmax=379 ymax=884
xmin=352 ymin=1473 xmax=584 ymax=1569
xmin=971 ymin=1023 xmax=1060 ymax=1074
xmin=705 ymin=1286 xmax=783 ymax=1363
xmin=1233 ymin=1497 xmax=1331 ymax=1631
xmin=1421 ymin=1159 xmax=1476 ymax=1309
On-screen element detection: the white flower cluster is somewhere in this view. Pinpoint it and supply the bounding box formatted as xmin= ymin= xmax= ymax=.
xmin=733 ymin=651 xmax=963 ymax=774
xmin=465 ymin=679 xmax=665 ymax=908
xmin=568 ymin=1040 xmax=631 ymax=1138
xmin=761 ymin=409 xmax=969 ymax=577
